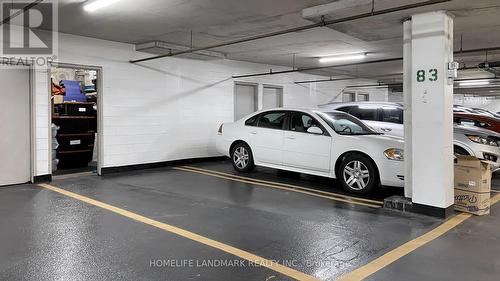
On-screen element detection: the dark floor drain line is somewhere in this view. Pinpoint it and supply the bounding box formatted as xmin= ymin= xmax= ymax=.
xmin=174 ymin=166 xmax=382 ymax=208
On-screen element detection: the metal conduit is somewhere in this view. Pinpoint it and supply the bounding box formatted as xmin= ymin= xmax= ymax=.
xmin=130 ymin=0 xmax=451 ymax=64
xmin=233 ymin=46 xmax=500 ymax=79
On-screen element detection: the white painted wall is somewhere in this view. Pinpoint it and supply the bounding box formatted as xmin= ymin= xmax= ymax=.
xmin=1 ymin=28 xmax=384 ymax=176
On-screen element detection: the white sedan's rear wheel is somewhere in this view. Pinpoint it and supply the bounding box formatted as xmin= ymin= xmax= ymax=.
xmin=231 ymin=142 xmax=255 ymax=172
xmin=338 ymin=154 xmax=378 ymax=194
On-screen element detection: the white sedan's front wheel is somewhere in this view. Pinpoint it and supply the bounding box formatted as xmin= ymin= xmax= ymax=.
xmin=230 ymin=142 xmax=255 ymax=172
xmin=338 ymin=154 xmax=378 ymax=194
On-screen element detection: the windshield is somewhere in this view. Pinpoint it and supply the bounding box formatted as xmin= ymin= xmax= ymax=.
xmin=316 ymin=111 xmax=380 ymax=135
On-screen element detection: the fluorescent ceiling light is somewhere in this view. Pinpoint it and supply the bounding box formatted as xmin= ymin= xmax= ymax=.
xmin=84 ymin=0 xmax=121 ymax=12
xmin=319 ymin=53 xmax=367 ymax=64
xmin=459 ymin=80 xmax=490 ymax=86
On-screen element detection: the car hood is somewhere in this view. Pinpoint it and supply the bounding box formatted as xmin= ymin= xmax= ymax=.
xmin=335 ymin=133 xmax=404 ymax=150
xmin=454 ymin=124 xmax=500 ymax=138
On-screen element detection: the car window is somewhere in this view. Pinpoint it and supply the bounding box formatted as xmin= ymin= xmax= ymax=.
xmin=316 ymin=111 xmax=379 ymax=135
xmin=290 ymin=112 xmax=322 ymax=134
xmin=245 ymin=115 xmax=258 ymax=126
xmin=381 ymin=107 xmax=403 ymax=124
xmin=348 ymin=106 xmax=378 ymax=121
xmin=257 ymin=112 xmax=286 ymax=130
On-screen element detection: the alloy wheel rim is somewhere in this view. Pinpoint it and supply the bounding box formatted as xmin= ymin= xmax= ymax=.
xmin=343 ymin=160 xmax=370 ymax=190
xmin=233 ymin=147 xmax=249 ymax=169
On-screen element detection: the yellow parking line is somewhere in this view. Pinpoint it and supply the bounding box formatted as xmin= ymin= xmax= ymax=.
xmin=337 ymin=192 xmax=500 ymax=281
xmin=180 ymin=165 xmax=384 ymax=205
xmin=174 ymin=167 xmax=382 ymax=209
xmin=38 ymin=183 xmax=320 ymax=281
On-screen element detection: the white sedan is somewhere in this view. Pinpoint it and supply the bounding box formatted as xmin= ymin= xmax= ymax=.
xmin=216 ymin=108 xmax=405 ymax=194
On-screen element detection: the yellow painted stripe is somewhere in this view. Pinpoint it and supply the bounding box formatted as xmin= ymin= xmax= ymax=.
xmin=338 ymin=192 xmax=500 ymax=281
xmin=492 ymin=192 xmax=500 ymax=204
xmin=173 ymin=167 xmax=381 ymax=209
xmin=38 ymin=183 xmax=320 ymax=281
xmin=179 ymin=166 xmax=383 ymax=205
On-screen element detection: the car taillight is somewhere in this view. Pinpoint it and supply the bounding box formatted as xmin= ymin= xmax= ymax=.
xmin=218 ymin=124 xmax=223 ymax=135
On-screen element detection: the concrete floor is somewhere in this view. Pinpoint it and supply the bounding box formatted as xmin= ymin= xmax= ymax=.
xmin=0 ymin=160 xmax=498 ymax=281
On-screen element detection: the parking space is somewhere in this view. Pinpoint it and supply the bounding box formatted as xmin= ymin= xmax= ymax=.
xmin=181 ymin=159 xmax=404 ymax=202
xmin=1 ymin=163 xmax=499 ymax=280
xmin=0 ymin=164 xmax=437 ymax=280
xmin=1 ymin=1 xmax=500 ymax=280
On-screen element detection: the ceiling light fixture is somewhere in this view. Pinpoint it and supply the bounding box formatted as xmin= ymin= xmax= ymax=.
xmin=84 ymin=0 xmax=121 ymax=12
xmin=318 ymin=53 xmax=367 ymax=64
xmin=459 ymin=80 xmax=491 ymax=86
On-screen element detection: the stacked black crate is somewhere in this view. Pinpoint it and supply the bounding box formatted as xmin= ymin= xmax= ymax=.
xmin=52 ymin=102 xmax=97 ymax=169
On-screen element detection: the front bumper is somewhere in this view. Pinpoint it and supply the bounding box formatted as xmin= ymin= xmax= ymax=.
xmin=468 ymin=144 xmax=500 ymax=171
xmin=376 ymin=158 xmax=405 ymax=187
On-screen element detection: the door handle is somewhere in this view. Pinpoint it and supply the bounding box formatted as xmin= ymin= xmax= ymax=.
xmin=381 ymin=128 xmax=392 ymax=132
xmin=250 ymin=131 xmax=257 ymax=135
xmin=286 ymin=135 xmax=296 ymax=140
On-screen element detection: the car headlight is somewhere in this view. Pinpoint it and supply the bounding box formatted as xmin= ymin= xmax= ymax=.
xmin=384 ymin=148 xmax=404 ymax=161
xmin=466 ymin=135 xmax=499 ymax=147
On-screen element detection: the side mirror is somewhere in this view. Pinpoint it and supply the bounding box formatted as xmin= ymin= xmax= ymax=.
xmin=307 ymin=126 xmax=323 ymax=135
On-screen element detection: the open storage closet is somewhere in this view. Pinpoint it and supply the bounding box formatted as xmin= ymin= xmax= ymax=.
xmin=51 ymin=67 xmax=99 ymax=175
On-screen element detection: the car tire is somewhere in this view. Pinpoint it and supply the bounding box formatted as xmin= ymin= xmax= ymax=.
xmin=338 ymin=154 xmax=379 ymax=195
xmin=230 ymin=142 xmax=255 ymax=173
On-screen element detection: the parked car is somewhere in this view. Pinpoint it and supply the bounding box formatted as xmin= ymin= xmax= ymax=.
xmin=470 ymin=108 xmax=500 ymax=119
xmin=216 ymin=108 xmax=405 ymax=194
xmin=320 ymin=102 xmax=500 ymax=172
xmin=454 ymin=112 xmax=500 ymax=134
xmin=453 ymin=105 xmax=500 ymax=119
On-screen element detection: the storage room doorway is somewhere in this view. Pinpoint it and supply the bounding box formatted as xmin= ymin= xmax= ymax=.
xmin=0 ymin=67 xmax=32 ymax=186
xmin=50 ymin=64 xmax=102 ymax=176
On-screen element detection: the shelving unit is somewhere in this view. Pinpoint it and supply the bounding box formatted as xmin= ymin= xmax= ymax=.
xmin=52 ymin=102 xmax=97 ymax=169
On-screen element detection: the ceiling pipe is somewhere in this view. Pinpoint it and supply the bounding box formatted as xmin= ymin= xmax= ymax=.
xmin=294 ymin=73 xmax=403 ymax=84
xmin=233 ymin=46 xmax=500 ymax=79
xmin=234 ymin=57 xmax=403 ymax=79
xmin=478 ymin=61 xmax=500 ymax=76
xmin=130 ymin=0 xmax=451 ymax=64
xmin=343 ymin=83 xmax=403 ymax=89
xmin=338 ymin=78 xmax=500 ymax=90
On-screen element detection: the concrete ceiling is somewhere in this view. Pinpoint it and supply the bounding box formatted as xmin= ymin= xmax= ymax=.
xmin=55 ymin=0 xmax=500 ymax=81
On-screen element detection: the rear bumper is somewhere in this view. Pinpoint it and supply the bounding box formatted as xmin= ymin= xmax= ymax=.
xmin=215 ymin=135 xmax=231 ymax=157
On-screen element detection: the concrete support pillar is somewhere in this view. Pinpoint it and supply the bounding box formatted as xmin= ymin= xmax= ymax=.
xmin=408 ymin=11 xmax=455 ymax=217
xmin=403 ymin=19 xmax=413 ymax=199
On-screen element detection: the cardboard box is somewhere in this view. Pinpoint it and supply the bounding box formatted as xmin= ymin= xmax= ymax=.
xmin=454 ymin=155 xmax=491 ymax=193
xmin=454 ymin=188 xmax=490 ymax=216
xmin=454 ymin=155 xmax=492 ymax=215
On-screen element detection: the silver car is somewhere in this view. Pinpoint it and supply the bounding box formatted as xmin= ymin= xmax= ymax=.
xmin=319 ymin=101 xmax=500 ymax=172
